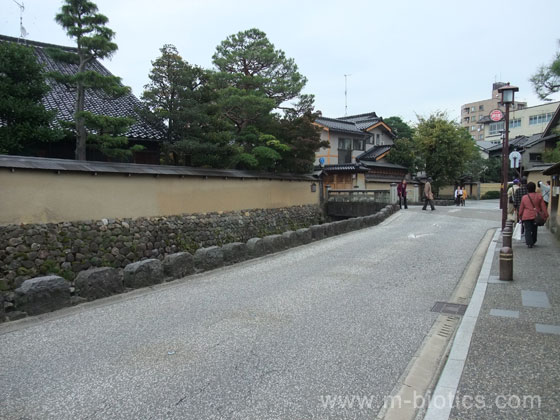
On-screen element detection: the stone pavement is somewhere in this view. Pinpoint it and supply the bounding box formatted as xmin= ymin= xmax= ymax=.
xmin=425 ymin=225 xmax=560 ymax=419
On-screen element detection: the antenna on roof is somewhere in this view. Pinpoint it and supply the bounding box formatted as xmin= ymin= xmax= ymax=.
xmin=11 ymin=0 xmax=28 ymax=41
xmin=344 ymin=74 xmax=351 ymax=116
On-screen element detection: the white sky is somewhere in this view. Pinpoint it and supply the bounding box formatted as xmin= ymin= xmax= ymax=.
xmin=2 ymin=0 xmax=560 ymax=124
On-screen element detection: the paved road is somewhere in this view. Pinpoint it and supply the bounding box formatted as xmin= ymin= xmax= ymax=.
xmin=0 ymin=202 xmax=500 ymax=419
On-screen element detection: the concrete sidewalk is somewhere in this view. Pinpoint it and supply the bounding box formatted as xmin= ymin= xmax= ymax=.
xmin=425 ymin=226 xmax=560 ymax=419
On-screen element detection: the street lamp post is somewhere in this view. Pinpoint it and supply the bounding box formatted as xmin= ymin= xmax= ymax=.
xmin=497 ymin=83 xmax=519 ymax=230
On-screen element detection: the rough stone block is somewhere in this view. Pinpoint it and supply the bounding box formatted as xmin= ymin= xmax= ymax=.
xmin=323 ymin=223 xmax=337 ymax=237
xmin=295 ymin=228 xmax=312 ymax=245
xmin=15 ymin=275 xmax=71 ymax=316
xmin=246 ymin=238 xmax=265 ymax=257
xmin=163 ymin=252 xmax=194 ymax=280
xmin=262 ymin=235 xmax=285 ymax=254
xmin=75 ymin=267 xmax=124 ymax=300
xmin=0 ymin=293 xmax=5 ymax=322
xmin=347 ymin=218 xmax=360 ymax=231
xmin=194 ymin=246 xmax=224 ymax=272
xmin=123 ymin=259 xmax=164 ymax=289
xmin=222 ymin=242 xmax=247 ymax=265
xmin=282 ymin=231 xmax=297 ymax=249
xmin=336 ymin=220 xmax=350 ymax=234
xmin=310 ymin=224 xmax=326 ymax=241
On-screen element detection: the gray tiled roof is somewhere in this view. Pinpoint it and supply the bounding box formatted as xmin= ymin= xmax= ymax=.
xmin=0 ymin=35 xmax=164 ymax=142
xmin=486 ymin=133 xmax=546 ymax=152
xmin=315 ymin=117 xmax=365 ymax=136
xmin=360 ymin=160 xmax=407 ymax=170
xmin=356 ymin=145 xmax=392 ymax=161
xmin=321 ymin=163 xmax=370 ymax=173
xmin=0 ymin=154 xmax=314 ymax=181
xmin=338 ymin=112 xmax=381 ymax=130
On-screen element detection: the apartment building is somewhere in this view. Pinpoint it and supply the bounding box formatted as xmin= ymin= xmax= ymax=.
xmin=479 ymin=101 xmax=559 ymax=144
xmin=460 ymin=82 xmax=527 ymax=142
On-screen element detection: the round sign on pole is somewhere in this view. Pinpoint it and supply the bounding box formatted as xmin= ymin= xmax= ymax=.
xmin=490 ymin=109 xmax=504 ymax=122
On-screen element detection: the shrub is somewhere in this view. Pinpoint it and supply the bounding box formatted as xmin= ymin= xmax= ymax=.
xmin=482 ymin=190 xmax=501 ymax=199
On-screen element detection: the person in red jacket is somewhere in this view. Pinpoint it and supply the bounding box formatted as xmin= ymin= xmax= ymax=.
xmin=397 ymin=179 xmax=408 ymax=209
xmin=518 ymin=182 xmax=549 ymax=248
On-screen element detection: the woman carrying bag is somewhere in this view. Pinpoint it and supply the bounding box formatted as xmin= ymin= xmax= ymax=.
xmin=518 ymin=182 xmax=549 ymax=248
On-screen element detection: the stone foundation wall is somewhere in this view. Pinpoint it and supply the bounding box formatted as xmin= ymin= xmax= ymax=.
xmin=1 ymin=205 xmax=399 ymax=323
xmin=0 ymin=205 xmax=323 ymax=293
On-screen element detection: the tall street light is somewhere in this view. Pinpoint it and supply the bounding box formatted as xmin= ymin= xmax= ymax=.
xmin=497 ymin=83 xmax=519 ymax=230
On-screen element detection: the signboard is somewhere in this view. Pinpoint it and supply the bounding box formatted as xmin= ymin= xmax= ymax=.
xmin=509 ymin=151 xmax=521 ymax=168
xmin=490 ymin=109 xmax=504 ymax=122
xmin=319 ymin=157 xmax=325 ymax=166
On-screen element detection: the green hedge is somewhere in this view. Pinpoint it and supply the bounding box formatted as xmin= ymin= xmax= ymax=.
xmin=481 ymin=190 xmax=501 ymax=199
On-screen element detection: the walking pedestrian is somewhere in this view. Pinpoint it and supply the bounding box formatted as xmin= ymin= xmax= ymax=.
xmin=397 ymin=179 xmax=408 ymax=209
xmin=519 ymin=182 xmax=548 ymax=248
xmin=507 ymin=179 xmax=519 ymax=222
xmin=422 ymin=177 xmax=436 ymax=211
xmin=513 ymin=176 xmax=528 ymax=216
xmin=454 ymin=186 xmax=463 ymax=206
xmin=461 ymin=187 xmax=467 ymax=206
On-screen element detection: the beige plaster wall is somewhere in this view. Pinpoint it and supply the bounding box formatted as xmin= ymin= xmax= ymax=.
xmin=365 ymin=181 xmax=392 ymax=191
xmin=0 ymin=170 xmax=320 ymax=225
xmin=480 ymin=183 xmax=501 ymax=196
xmin=527 ymin=171 xmax=548 ymax=188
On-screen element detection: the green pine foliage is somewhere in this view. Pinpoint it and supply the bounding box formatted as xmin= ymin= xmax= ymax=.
xmin=531 ymin=40 xmax=560 ymax=101
xmin=52 ymin=0 xmax=138 ymax=161
xmin=141 ymin=44 xmax=234 ymax=167
xmin=0 ymin=42 xmax=61 ymax=155
xmin=210 ymin=28 xmax=322 ymax=172
xmin=142 ymin=30 xmax=324 ymax=172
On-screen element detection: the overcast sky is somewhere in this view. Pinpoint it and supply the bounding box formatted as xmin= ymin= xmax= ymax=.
xmin=2 ymin=0 xmax=560 ymax=123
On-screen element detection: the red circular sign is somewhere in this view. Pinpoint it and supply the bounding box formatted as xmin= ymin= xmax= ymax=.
xmin=490 ymin=109 xmax=504 ymax=122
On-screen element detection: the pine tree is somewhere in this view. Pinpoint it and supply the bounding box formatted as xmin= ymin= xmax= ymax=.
xmin=141 ymin=44 xmax=234 ymax=166
xmin=51 ymin=0 xmax=139 ymax=160
xmin=0 ymin=42 xmax=61 ymax=155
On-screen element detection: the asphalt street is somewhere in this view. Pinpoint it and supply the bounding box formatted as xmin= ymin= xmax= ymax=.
xmin=0 ymin=201 xmax=501 ymax=420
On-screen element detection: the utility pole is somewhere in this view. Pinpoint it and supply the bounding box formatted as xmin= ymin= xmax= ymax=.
xmin=344 ymin=74 xmax=351 ymax=116
xmin=11 ymin=0 xmax=28 ymax=40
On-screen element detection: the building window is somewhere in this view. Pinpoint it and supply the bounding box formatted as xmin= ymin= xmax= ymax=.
xmin=529 ymin=113 xmax=553 ymax=125
xmin=479 ymin=105 xmax=484 ymax=111
xmin=479 ymin=134 xmax=484 ymax=140
xmin=471 ymin=106 xmax=475 ymax=112
xmin=529 ymin=153 xmax=542 ymax=162
xmin=464 ymin=107 xmax=470 ymax=113
xmin=510 ymin=118 xmax=521 ymax=128
xmin=353 ymin=138 xmax=365 ymax=151
xmin=465 ymin=117 xmax=470 ymax=123
xmin=489 ymin=121 xmax=505 ymax=135
xmin=471 ymin=125 xmax=476 ymax=131
xmin=338 ymin=138 xmax=352 ymax=150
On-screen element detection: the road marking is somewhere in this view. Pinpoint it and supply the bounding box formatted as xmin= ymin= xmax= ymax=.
xmin=408 ymin=233 xmax=435 ymax=239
